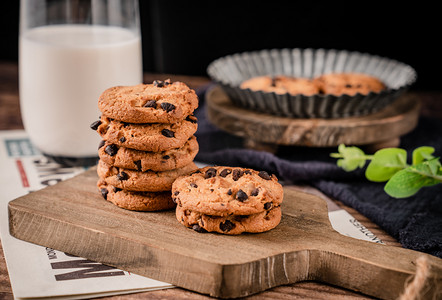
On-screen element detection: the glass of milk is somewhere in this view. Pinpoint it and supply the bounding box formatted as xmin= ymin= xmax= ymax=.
xmin=19 ymin=0 xmax=143 ymax=166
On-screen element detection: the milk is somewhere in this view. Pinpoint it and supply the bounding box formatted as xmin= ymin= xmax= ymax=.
xmin=19 ymin=24 xmax=142 ymax=158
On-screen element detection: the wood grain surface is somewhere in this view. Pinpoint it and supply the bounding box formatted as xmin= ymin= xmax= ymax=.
xmin=1 ymin=61 xmax=441 ymax=299
xmin=8 ymin=169 xmax=442 ymax=299
xmin=206 ymin=85 xmax=420 ymax=150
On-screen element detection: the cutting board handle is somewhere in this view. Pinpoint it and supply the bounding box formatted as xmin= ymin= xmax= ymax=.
xmin=308 ymin=232 xmax=442 ymax=300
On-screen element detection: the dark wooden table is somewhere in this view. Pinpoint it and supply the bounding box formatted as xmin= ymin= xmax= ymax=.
xmin=0 ymin=61 xmax=440 ymax=299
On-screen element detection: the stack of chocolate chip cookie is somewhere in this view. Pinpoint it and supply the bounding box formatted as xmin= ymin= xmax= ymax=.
xmin=90 ymin=79 xmax=199 ymax=211
xmin=172 ymin=166 xmax=284 ymax=235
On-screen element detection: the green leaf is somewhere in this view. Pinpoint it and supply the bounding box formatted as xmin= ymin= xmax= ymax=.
xmin=331 ymin=144 xmax=367 ymax=172
xmin=426 ymin=158 xmax=442 ymax=176
xmin=412 ymin=146 xmax=435 ymax=165
xmin=331 ymin=144 xmax=441 ymax=198
xmin=410 ymin=158 xmax=442 ymax=180
xmin=365 ymin=148 xmax=408 ymax=182
xmin=385 ymin=167 xmax=440 ymax=198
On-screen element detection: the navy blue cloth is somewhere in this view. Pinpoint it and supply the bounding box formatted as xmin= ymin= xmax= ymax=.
xmin=194 ymin=84 xmax=442 ymax=258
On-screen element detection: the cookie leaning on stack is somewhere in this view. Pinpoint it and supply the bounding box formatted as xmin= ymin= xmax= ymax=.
xmin=91 ymin=79 xmax=199 ymax=211
xmin=172 ymin=166 xmax=284 ymax=235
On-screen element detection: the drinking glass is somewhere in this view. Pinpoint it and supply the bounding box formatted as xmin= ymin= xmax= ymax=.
xmin=19 ymin=0 xmax=143 ymax=166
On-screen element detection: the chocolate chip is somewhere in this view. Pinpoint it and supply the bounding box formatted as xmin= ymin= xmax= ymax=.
xmin=119 ymin=136 xmax=126 ymax=143
xmin=161 ymin=129 xmax=175 ymax=138
xmin=190 ymin=182 xmax=198 ymax=188
xmin=264 ymin=202 xmax=273 ymax=210
xmin=117 ymin=171 xmax=128 ymax=181
xmin=192 ymin=224 xmax=207 ymax=233
xmin=160 ymin=102 xmax=176 ymax=112
xmin=219 ymin=168 xmax=232 ymax=178
xmin=244 ymin=170 xmax=252 ymax=175
xmin=251 ymin=188 xmax=259 ymax=196
xmin=174 ymin=191 xmax=180 ymax=196
xmin=258 ymin=171 xmax=271 ymax=180
xmin=227 ymin=189 xmax=232 ymax=195
xmin=90 ymin=120 xmax=101 ymax=130
xmin=204 ymin=167 xmax=217 ymax=179
xmin=232 ymin=169 xmax=244 ymax=181
xmin=236 ymin=189 xmax=248 ymax=202
xmin=162 ymin=155 xmax=170 ymax=160
xmin=219 ymin=220 xmax=236 ymax=232
xmin=134 ymin=160 xmax=142 ymax=171
xmin=113 ymin=187 xmax=122 ymax=193
xmin=104 ymin=144 xmax=118 ymax=156
xmin=153 ymin=80 xmax=164 ymax=87
xmin=144 ymin=100 xmax=157 ymax=108
xmin=153 ymin=79 xmax=171 ymax=87
xmin=98 ymin=140 xmax=105 ymax=149
xmin=235 ymin=215 xmax=249 ymax=221
xmin=185 ymin=115 xmax=198 ymax=123
xmin=100 ymin=188 xmax=108 ymax=200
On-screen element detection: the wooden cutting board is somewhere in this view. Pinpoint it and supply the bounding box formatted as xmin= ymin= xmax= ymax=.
xmin=8 ymin=168 xmax=442 ymax=299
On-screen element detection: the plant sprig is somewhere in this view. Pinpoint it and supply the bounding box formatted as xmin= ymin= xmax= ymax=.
xmin=330 ymin=145 xmax=442 ymax=198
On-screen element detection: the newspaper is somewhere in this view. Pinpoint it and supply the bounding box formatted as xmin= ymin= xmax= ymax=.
xmin=291 ymin=185 xmax=384 ymax=244
xmin=0 ymin=130 xmax=383 ymax=299
xmin=0 ymin=130 xmax=173 ymax=300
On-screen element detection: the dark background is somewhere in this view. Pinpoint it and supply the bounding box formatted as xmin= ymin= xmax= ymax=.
xmin=1 ymin=1 xmax=440 ymax=91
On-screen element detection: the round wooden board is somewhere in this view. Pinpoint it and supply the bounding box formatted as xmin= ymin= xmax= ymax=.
xmin=206 ymin=85 xmax=421 ymax=151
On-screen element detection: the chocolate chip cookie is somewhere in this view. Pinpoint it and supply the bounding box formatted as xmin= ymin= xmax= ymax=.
xmin=98 ymin=80 xmax=199 ymax=124
xmin=313 ymin=72 xmax=386 ymax=96
xmin=172 ymin=166 xmax=283 ymax=234
xmin=240 ymin=73 xmax=385 ymax=97
xmin=172 ymin=166 xmax=284 ymax=216
xmin=95 ymin=115 xmax=198 ymax=152
xmin=97 ymin=180 xmax=175 ymax=211
xmin=97 ymin=160 xmax=198 ymax=192
xmin=176 ymin=205 xmax=282 ymax=235
xmin=98 ymin=136 xmax=199 ymax=172
xmin=240 ymin=75 xmax=319 ymax=96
